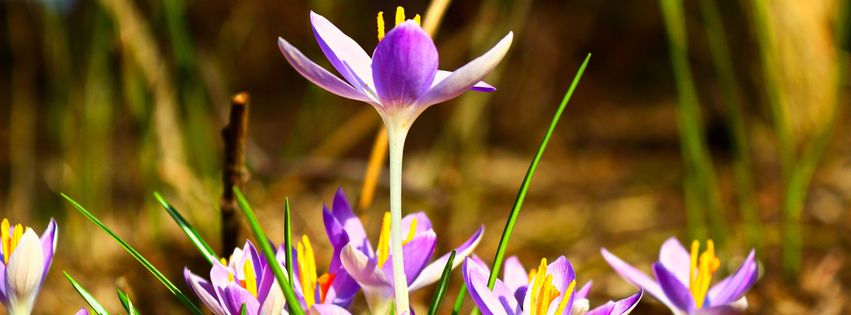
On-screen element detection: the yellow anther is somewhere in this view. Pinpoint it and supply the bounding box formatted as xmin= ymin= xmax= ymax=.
xmin=220 ymin=257 xmax=228 ymax=265
xmin=376 ymin=11 xmax=385 ymax=41
xmin=244 ymin=260 xmax=258 ymax=298
xmin=403 ymin=217 xmax=418 ymax=245
xmin=395 ymin=6 xmax=405 ymax=26
xmin=1 ymin=219 xmax=10 ymax=263
xmin=529 ymin=258 xmax=550 ymax=315
xmin=413 ymin=14 xmax=421 ymax=25
xmin=376 ymin=212 xmax=392 ymax=267
xmin=298 ymin=235 xmax=318 ymax=307
xmin=689 ymin=239 xmax=721 ymax=309
xmin=554 ymin=280 xmax=577 ymax=315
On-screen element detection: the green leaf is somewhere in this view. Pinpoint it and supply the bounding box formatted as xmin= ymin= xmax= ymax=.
xmin=64 ymin=271 xmax=109 ymax=315
xmin=61 ymin=193 xmax=203 ymax=315
xmin=284 ymin=197 xmax=295 ymax=292
xmin=487 ymin=54 xmax=592 ymax=289
xmin=154 ymin=191 xmax=219 ymax=265
xmin=451 ymin=283 xmax=467 ymax=315
xmin=116 ymin=289 xmax=138 ymax=315
xmin=241 ymin=304 xmax=247 ymax=315
xmin=427 ymin=250 xmax=456 ymax=315
xmin=233 ymin=188 xmax=305 ymax=315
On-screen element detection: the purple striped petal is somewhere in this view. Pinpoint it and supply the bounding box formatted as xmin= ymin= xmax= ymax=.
xmin=575 ymin=280 xmax=593 ymax=301
xmin=707 ymin=250 xmax=758 ymax=306
xmin=652 ymin=263 xmax=693 ymax=313
xmin=0 ymin=262 xmax=6 ymax=303
xmin=401 ymin=212 xmax=433 ymax=236
xmin=432 ymin=70 xmax=495 ymax=92
xmin=221 ymin=283 xmax=259 ymax=315
xmin=502 ymin=256 xmax=528 ymax=296
xmin=414 ymin=32 xmax=513 ymax=108
xmin=463 ymin=258 xmax=520 ymax=315
xmin=371 ymin=21 xmax=438 ymax=109
xmin=586 ymin=290 xmax=642 ymax=315
xmin=277 ymin=37 xmax=371 ymax=103
xmin=659 ymin=237 xmax=691 ymax=285
xmin=329 ymin=188 xmax=373 ymax=257
xmin=310 ymin=11 xmax=374 ymax=93
xmin=547 ymin=256 xmax=577 ymax=315
xmin=409 ymin=225 xmax=484 ymax=291
xmin=381 ymin=231 xmax=437 ymax=287
xmin=39 ymin=218 xmax=57 ymax=285
xmin=601 ymin=248 xmax=671 ymax=308
xmin=75 ymin=309 xmax=89 ymax=315
xmin=693 ymin=305 xmax=742 ymax=315
xmin=185 ymin=268 xmax=227 ymax=315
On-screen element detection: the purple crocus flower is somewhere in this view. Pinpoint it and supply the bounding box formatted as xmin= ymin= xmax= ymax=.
xmin=601 ymin=237 xmax=758 ymax=315
xmin=463 ymin=256 xmax=642 ymax=315
xmin=0 ymin=218 xmax=57 ymax=315
xmin=323 ymin=188 xmax=484 ymax=314
xmin=184 ymin=241 xmax=284 ymax=315
xmin=276 ymin=10 xmax=511 ymax=125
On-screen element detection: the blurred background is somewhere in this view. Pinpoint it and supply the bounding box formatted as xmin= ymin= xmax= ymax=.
xmin=0 ymin=0 xmax=849 ymax=313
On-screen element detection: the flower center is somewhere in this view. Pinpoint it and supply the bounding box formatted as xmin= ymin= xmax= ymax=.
xmin=689 ymin=240 xmax=721 ymax=308
xmin=297 ymin=235 xmax=336 ymax=307
xmin=376 ymin=212 xmax=418 ymax=268
xmin=1 ymin=219 xmax=27 ymax=264
xmin=219 ymin=256 xmax=259 ymax=298
xmin=376 ymin=6 xmax=421 ymax=41
xmin=527 ymin=258 xmax=576 ymax=315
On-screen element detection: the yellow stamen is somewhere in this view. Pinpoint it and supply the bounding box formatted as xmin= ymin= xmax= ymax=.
xmin=376 ymin=12 xmax=385 ymax=41
xmin=413 ymin=14 xmax=421 ymax=25
xmin=395 ymin=6 xmax=405 ymax=26
xmin=403 ymin=217 xmax=418 ymax=245
xmin=244 ymin=260 xmax=258 ymax=298
xmin=688 ymin=240 xmax=721 ymax=309
xmin=1 ymin=219 xmax=10 ymax=263
xmin=298 ymin=235 xmax=318 ymax=307
xmin=554 ymin=280 xmax=577 ymax=315
xmin=376 ymin=212 xmax=392 ymax=267
xmin=528 ymin=258 xmax=549 ymax=315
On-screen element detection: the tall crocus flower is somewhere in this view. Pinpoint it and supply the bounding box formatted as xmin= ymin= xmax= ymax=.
xmin=463 ymin=256 xmax=642 ymax=315
xmin=0 ymin=218 xmax=57 ymax=315
xmin=184 ymin=241 xmax=284 ymax=315
xmin=278 ymin=9 xmax=512 ymax=312
xmin=601 ymin=238 xmax=758 ymax=315
xmin=322 ymin=188 xmax=484 ymax=314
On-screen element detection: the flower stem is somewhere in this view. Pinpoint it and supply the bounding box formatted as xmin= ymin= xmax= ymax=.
xmin=387 ymin=120 xmax=410 ymax=314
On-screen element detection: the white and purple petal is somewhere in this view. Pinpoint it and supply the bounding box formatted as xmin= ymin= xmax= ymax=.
xmin=652 ymin=263 xmax=694 ymax=313
xmin=706 ymin=250 xmax=758 ymax=307
xmin=309 ymin=11 xmax=375 ymax=94
xmin=277 ymin=37 xmax=372 ymax=103
xmin=658 ymin=237 xmax=692 ymax=286
xmin=409 ymin=225 xmax=484 ymax=291
xmin=414 ymin=32 xmax=513 ymax=108
xmin=381 ymin=231 xmax=437 ymax=286
xmin=185 ymin=268 xmax=227 ymax=315
xmin=601 ymin=248 xmax=672 ymax=308
xmin=463 ymin=258 xmax=520 ymax=315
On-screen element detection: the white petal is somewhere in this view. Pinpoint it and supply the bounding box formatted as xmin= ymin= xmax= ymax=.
xmin=277 ymin=37 xmax=371 ymax=103
xmin=6 ymin=229 xmax=46 ymax=312
xmin=259 ymin=280 xmax=284 ymax=315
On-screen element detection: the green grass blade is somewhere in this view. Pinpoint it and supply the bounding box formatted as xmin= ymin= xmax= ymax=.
xmin=154 ymin=191 xmax=219 ymax=265
xmin=61 ymin=193 xmax=203 ymax=315
xmin=241 ymin=304 xmax=247 ymax=315
xmin=486 ymin=54 xmax=591 ymax=288
xmin=284 ymin=197 xmax=295 ymax=292
xmin=427 ymin=250 xmax=456 ymax=315
xmin=234 ymin=188 xmax=305 ymax=315
xmin=451 ymin=283 xmax=467 ymax=315
xmin=64 ymin=271 xmax=109 ymax=315
xmin=116 ymin=289 xmax=138 ymax=315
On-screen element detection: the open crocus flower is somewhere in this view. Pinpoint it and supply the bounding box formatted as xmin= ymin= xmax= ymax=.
xmin=464 ymin=256 xmax=642 ymax=315
xmin=277 ymin=233 xmax=358 ymax=312
xmin=0 ymin=218 xmax=57 ymax=315
xmin=323 ymin=188 xmax=484 ymax=314
xmin=276 ymin=8 xmax=511 ymax=126
xmin=601 ymin=238 xmax=758 ymax=315
xmin=184 ymin=241 xmax=284 ymax=315
xmin=278 ymin=8 xmax=511 ymax=313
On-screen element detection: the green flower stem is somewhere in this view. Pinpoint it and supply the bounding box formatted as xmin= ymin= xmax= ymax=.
xmin=386 ymin=118 xmax=411 ymax=314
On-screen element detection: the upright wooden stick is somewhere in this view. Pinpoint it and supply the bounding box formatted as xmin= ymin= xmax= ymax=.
xmin=221 ymin=92 xmax=250 ymax=255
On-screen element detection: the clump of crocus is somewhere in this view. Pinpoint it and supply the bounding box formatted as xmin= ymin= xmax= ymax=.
xmin=278 ymin=8 xmax=511 ymax=313
xmin=601 ymin=238 xmax=758 ymax=315
xmin=322 ymin=188 xmax=484 ymax=314
xmin=184 ymin=241 xmax=285 ymax=315
xmin=463 ymin=256 xmax=642 ymax=315
xmin=0 ymin=218 xmax=57 ymax=315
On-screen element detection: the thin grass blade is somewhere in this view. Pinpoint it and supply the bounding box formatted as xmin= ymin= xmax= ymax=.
xmin=64 ymin=271 xmax=109 ymax=315
xmin=486 ymin=54 xmax=591 ymax=288
xmin=116 ymin=289 xmax=138 ymax=315
xmin=61 ymin=193 xmax=203 ymax=315
xmin=154 ymin=191 xmax=219 ymax=265
xmin=427 ymin=250 xmax=456 ymax=315
xmin=452 ymin=283 xmax=467 ymax=315
xmin=284 ymin=197 xmax=295 ymax=292
xmin=234 ymin=188 xmax=305 ymax=315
